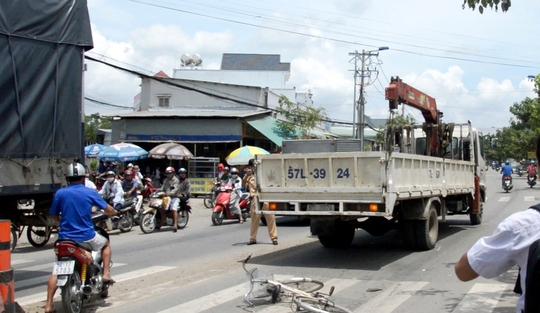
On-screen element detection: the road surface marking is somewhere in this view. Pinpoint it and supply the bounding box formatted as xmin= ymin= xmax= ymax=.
xmin=498 ymin=197 xmax=510 ymax=202
xmin=453 ymin=283 xmax=507 ymax=312
xmin=353 ymin=281 xmax=429 ymax=313
xmin=525 ymin=196 xmax=536 ymax=202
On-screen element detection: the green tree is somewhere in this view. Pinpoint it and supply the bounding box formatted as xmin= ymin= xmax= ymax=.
xmin=375 ymin=112 xmax=417 ymax=145
xmin=462 ymin=0 xmax=511 ymax=13
xmin=274 ymin=95 xmax=327 ymax=139
xmin=84 ymin=113 xmax=111 ymax=142
xmin=490 ymin=74 xmax=540 ymax=162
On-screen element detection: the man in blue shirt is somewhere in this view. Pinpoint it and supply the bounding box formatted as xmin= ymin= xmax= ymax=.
xmin=44 ymin=163 xmax=116 ymax=313
xmin=501 ymin=160 xmax=514 ymax=187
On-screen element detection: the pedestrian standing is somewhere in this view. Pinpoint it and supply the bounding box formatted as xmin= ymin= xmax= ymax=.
xmin=245 ymin=160 xmax=278 ymax=245
xmin=455 ymin=134 xmax=540 ymax=313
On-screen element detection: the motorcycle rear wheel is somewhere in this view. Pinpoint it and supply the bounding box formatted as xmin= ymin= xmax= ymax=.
xmin=178 ymin=210 xmax=189 ymax=229
xmin=118 ymin=212 xmax=134 ymax=233
xmin=61 ymin=271 xmax=83 ymax=313
xmin=140 ymin=213 xmax=157 ymax=234
xmin=211 ymin=211 xmax=224 ymax=226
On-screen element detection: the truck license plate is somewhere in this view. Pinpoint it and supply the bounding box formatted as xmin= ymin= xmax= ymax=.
xmin=307 ymin=204 xmax=334 ymax=212
xmin=52 ymin=260 xmax=75 ymax=275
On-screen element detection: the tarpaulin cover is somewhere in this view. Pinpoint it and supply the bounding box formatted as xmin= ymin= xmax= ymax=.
xmin=0 ymin=0 xmax=93 ymax=158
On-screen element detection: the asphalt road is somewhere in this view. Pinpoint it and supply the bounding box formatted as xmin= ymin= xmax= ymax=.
xmin=12 ymin=170 xmax=533 ymax=312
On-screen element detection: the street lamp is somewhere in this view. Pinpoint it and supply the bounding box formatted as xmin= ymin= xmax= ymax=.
xmin=355 ymin=46 xmax=388 ymax=151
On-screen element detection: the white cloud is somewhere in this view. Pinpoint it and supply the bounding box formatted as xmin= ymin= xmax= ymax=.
xmin=83 ymin=0 xmax=540 ymax=127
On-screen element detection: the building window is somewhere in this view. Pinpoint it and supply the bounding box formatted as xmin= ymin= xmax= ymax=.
xmin=157 ymin=95 xmax=170 ymax=108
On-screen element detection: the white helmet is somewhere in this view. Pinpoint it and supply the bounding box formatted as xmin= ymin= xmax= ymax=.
xmin=66 ymin=162 xmax=86 ymax=178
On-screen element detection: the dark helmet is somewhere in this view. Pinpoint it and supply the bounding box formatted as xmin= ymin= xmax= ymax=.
xmin=505 ymin=160 xmax=510 ymax=165
xmin=178 ymin=168 xmax=187 ymax=174
xmin=66 ymin=163 xmax=86 ymax=178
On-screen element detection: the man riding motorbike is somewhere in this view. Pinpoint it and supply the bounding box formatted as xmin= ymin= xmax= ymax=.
xmin=99 ymin=170 xmax=124 ymax=211
xmin=177 ymin=168 xmax=191 ymax=212
xmin=226 ymin=167 xmax=243 ymax=224
xmin=44 ymin=163 xmax=116 ymax=313
xmin=122 ymin=170 xmax=138 ymax=198
xmin=528 ymin=160 xmax=538 ymax=179
xmin=159 ymin=167 xmax=182 ymax=232
xmin=500 ymin=160 xmax=513 ymax=188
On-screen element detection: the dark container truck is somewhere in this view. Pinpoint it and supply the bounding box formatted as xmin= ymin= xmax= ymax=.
xmin=0 ymin=1 xmax=93 ymax=228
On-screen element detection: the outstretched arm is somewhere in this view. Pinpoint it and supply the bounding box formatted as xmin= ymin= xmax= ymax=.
xmin=455 ymin=253 xmax=479 ymax=281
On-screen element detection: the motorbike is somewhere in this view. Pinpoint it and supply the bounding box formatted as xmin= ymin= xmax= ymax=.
xmin=140 ymin=177 xmax=158 ymax=202
xmin=97 ymin=199 xmax=135 ymax=233
xmin=502 ymin=175 xmax=513 ymax=193
xmin=204 ymin=179 xmax=222 ymax=208
xmin=517 ymin=168 xmax=523 ymax=177
xmin=139 ymin=191 xmax=191 ymax=234
xmin=211 ymin=183 xmax=250 ymax=226
xmin=528 ymin=174 xmax=537 ymax=188
xmin=52 ymin=211 xmax=113 ymax=313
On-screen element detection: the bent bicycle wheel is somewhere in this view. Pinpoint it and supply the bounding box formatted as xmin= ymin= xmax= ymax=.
xmin=292 ymin=296 xmax=352 ymax=313
xmin=280 ymin=277 xmax=324 ymax=293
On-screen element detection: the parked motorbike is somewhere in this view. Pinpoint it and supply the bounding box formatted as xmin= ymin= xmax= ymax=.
xmin=528 ymin=174 xmax=537 ymax=188
xmin=97 ymin=200 xmax=135 ymax=233
xmin=211 ymin=183 xmax=250 ymax=225
xmin=139 ymin=191 xmax=191 ymax=233
xmin=140 ymin=177 xmax=158 ymax=202
xmin=204 ymin=179 xmax=221 ymax=208
xmin=53 ymin=211 xmax=113 ymax=313
xmin=502 ymin=175 xmax=513 ymax=193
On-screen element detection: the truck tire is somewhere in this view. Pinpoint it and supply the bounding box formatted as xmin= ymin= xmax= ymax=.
xmin=469 ymin=203 xmax=483 ymax=225
xmin=318 ymin=222 xmax=355 ymax=248
xmin=415 ymin=206 xmax=438 ymax=250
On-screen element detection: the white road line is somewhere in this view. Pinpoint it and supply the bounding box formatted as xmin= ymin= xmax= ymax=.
xmin=453 ymin=283 xmax=507 ymax=312
xmin=353 ymin=281 xmax=429 ymax=313
xmin=114 ymin=265 xmax=175 ymax=283
xmin=498 ymin=197 xmax=510 ymax=202
xmin=16 ymin=265 xmax=173 ymax=307
xmin=157 ymin=282 xmax=245 ymax=313
xmin=11 ymin=259 xmax=33 ymax=266
xmin=524 ymin=196 xmax=536 ymax=202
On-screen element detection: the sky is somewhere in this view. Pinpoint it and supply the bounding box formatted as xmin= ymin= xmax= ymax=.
xmin=84 ymin=0 xmax=540 ymax=133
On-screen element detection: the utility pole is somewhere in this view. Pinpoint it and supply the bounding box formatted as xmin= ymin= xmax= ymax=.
xmin=349 ymin=47 xmax=388 ymax=151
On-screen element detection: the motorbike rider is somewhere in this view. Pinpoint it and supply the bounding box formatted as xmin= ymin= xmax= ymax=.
xmin=99 ymin=170 xmax=124 ymax=211
xmin=159 ymin=166 xmax=181 ymax=232
xmin=227 ymin=167 xmax=243 ymax=223
xmin=500 ymin=160 xmax=514 ymax=188
xmin=528 ymin=160 xmax=538 ymax=179
xmin=45 ymin=163 xmax=116 ymax=313
xmin=177 ymin=168 xmax=191 ymax=212
xmin=122 ymin=170 xmax=138 ymax=198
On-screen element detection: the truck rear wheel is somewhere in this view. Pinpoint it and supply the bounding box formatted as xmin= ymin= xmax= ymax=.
xmin=415 ymin=206 xmax=438 ymax=250
xmin=318 ymin=222 xmax=355 ymax=248
xmin=469 ymin=202 xmax=483 ymax=225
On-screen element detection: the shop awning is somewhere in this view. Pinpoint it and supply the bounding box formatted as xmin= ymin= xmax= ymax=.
xmin=245 ymin=116 xmax=292 ymax=146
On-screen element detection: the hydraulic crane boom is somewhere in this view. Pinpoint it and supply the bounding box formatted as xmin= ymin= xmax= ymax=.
xmin=385 ymin=76 xmax=442 ymax=123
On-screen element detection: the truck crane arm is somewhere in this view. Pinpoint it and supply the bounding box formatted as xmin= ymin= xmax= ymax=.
xmin=384 ymin=76 xmax=442 ymax=124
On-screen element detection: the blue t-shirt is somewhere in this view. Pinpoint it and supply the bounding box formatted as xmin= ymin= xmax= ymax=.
xmin=50 ymin=183 xmax=108 ymax=242
xmin=501 ymin=164 xmax=513 ymax=176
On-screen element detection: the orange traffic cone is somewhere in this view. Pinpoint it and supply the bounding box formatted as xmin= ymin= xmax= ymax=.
xmin=0 ymin=220 xmax=24 ymax=313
